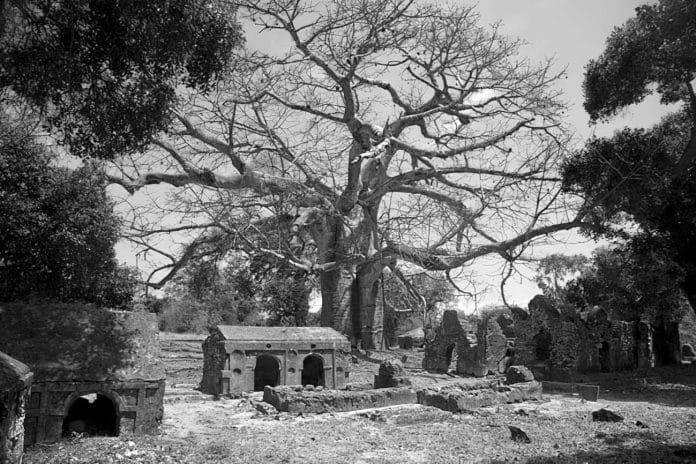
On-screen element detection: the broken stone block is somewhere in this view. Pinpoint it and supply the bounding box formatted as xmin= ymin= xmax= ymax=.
xmin=506 ymin=366 xmax=535 ymax=384
xmin=253 ymin=401 xmax=278 ymax=415
xmin=508 ymin=425 xmax=531 ymax=443
xmin=592 ymin=408 xmax=623 ymax=422
xmin=374 ymin=359 xmax=411 ymax=389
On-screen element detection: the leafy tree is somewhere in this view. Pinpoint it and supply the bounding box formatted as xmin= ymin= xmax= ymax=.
xmin=161 ymin=252 xmax=312 ymax=330
xmin=109 ymin=0 xmax=583 ymax=347
xmin=0 ymin=124 xmax=136 ymax=307
xmin=564 ymin=0 xmax=696 ymax=309
xmin=535 ymin=253 xmax=589 ymax=302
xmin=0 ymin=0 xmax=243 ymax=158
xmin=563 ymin=242 xmax=687 ymax=324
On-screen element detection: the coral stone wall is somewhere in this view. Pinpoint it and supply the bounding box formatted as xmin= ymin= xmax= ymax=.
xmin=200 ymin=330 xmax=225 ymax=395
xmin=512 ymin=295 xmax=643 ymax=378
xmin=0 ymin=351 xmax=32 ymax=464
xmin=423 ymin=310 xmax=509 ymax=377
xmin=1 ymin=385 xmax=30 ymax=463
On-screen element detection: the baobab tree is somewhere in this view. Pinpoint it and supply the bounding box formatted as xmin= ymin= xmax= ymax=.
xmin=109 ymin=0 xmax=584 ymax=347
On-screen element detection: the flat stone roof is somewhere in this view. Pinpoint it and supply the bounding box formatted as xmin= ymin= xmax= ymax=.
xmin=0 ymin=303 xmax=164 ymax=382
xmin=216 ymin=326 xmax=350 ymax=346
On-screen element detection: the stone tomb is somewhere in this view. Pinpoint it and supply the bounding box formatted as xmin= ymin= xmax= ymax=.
xmin=201 ymin=326 xmax=351 ymax=396
xmin=0 ymin=351 xmax=33 ymax=464
xmin=0 ymin=304 xmax=165 ymax=445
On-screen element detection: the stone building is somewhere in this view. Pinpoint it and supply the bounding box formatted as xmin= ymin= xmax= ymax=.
xmin=0 ymin=351 xmax=32 ymax=464
xmin=201 ymin=326 xmax=351 ymax=396
xmin=511 ymin=295 xmax=682 ymax=379
xmin=423 ymin=310 xmax=510 ymax=377
xmin=0 ymin=303 xmax=165 ymax=445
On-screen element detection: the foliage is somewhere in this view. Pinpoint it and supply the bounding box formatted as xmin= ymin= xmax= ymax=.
xmin=0 ymin=0 xmax=243 ymax=158
xmin=159 ymin=252 xmax=312 ymax=333
xmin=563 ymin=242 xmax=687 ymax=323
xmin=583 ymin=0 xmax=696 ymax=121
xmin=535 ymin=253 xmax=589 ymax=302
xmin=234 ymin=254 xmax=313 ymax=327
xmin=566 ymin=0 xmax=696 ymax=311
xmin=0 ymin=125 xmax=135 ymax=307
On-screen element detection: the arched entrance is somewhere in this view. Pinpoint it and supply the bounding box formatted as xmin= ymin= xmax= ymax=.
xmin=62 ymin=393 xmax=119 ymax=437
xmin=533 ymin=329 xmax=552 ymax=361
xmin=445 ymin=343 xmax=458 ymax=373
xmin=301 ymin=355 xmax=325 ymax=387
xmin=254 ymin=355 xmax=280 ymax=391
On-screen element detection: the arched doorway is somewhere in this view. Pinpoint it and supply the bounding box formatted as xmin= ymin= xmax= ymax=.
xmin=301 ymin=355 xmax=325 ymax=387
xmin=62 ymin=393 xmax=119 ymax=437
xmin=445 ymin=343 xmax=457 ymax=373
xmin=254 ymin=355 xmax=280 ymax=391
xmin=533 ymin=329 xmax=552 ymax=361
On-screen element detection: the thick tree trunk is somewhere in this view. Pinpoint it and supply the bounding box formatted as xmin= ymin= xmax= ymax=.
xmin=319 ymin=267 xmax=355 ymax=338
xmin=355 ymin=262 xmax=384 ymax=349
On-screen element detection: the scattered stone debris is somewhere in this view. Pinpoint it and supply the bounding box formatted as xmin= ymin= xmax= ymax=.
xmin=252 ymin=400 xmax=278 ymax=416
xmin=508 ymin=425 xmax=531 ymax=443
xmin=636 ymin=420 xmax=649 ymax=429
xmin=592 ymin=408 xmax=624 ymax=422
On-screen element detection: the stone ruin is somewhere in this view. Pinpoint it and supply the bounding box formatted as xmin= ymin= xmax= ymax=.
xmin=0 ymin=303 xmax=165 ymax=445
xmin=1 ymin=351 xmax=32 ymax=464
xmin=511 ymin=295 xmax=682 ymax=379
xmin=201 ymin=326 xmax=351 ymax=396
xmin=422 ymin=295 xmax=691 ymax=380
xmin=423 ymin=309 xmax=512 ymax=376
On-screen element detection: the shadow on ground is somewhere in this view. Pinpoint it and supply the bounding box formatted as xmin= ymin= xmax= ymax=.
xmin=490 ymin=442 xmax=696 ymax=463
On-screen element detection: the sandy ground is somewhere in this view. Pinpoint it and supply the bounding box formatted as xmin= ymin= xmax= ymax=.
xmin=22 ymin=335 xmax=696 ymax=463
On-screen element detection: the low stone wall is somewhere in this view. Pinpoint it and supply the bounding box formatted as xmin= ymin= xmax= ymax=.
xmin=417 ymin=381 xmax=542 ymax=413
xmin=263 ymin=385 xmax=418 ymax=414
xmin=263 ymin=376 xmax=542 ymax=415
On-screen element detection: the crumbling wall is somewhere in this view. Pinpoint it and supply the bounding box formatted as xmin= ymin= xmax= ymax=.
xmin=423 ymin=310 xmax=508 ymax=377
xmin=0 ymin=352 xmax=32 ymax=464
xmin=200 ymin=329 xmax=225 ymax=395
xmin=513 ymin=296 xmax=642 ymax=378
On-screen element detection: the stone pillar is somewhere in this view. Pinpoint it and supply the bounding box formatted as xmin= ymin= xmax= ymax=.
xmin=1 ymin=351 xmax=33 ymax=464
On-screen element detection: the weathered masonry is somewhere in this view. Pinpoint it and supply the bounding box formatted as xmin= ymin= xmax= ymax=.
xmin=201 ymin=326 xmax=351 ymax=396
xmin=0 ymin=351 xmax=32 ymax=464
xmin=0 ymin=303 xmax=165 ymax=445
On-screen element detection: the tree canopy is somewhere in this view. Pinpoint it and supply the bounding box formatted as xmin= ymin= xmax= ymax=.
xmin=0 ymin=0 xmax=243 ymax=158
xmin=0 ymin=122 xmax=136 ymax=306
xmin=108 ymin=0 xmax=583 ymax=346
xmin=565 ymin=0 xmax=696 ymax=309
